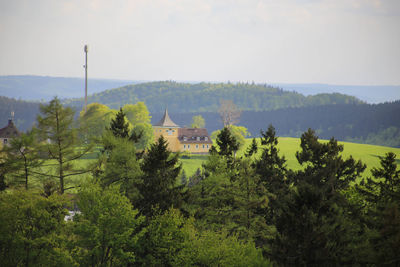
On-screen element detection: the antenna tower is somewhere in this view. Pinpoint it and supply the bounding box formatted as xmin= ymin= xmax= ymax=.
xmin=84 ymin=45 xmax=88 ymax=113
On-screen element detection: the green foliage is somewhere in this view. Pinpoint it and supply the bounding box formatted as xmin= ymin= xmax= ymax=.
xmin=71 ymin=182 xmax=144 ymax=266
xmin=0 ymin=190 xmax=73 ymax=266
xmin=108 ymin=107 xmax=130 ymax=139
xmin=97 ymin=132 xmax=142 ymax=202
xmin=177 ymin=229 xmax=270 ymax=267
xmin=1 ymin=130 xmax=41 ymax=190
xmin=212 ymin=125 xmax=250 ymax=149
xmin=357 ymin=152 xmax=400 ymax=265
xmin=136 ymin=208 xmax=190 ymax=266
xmin=131 ymin=122 xmax=153 ymax=150
xmin=212 ymin=127 xmax=240 ymax=158
xmin=64 ymin=81 xmax=363 ymax=113
xmin=190 ymin=114 xmax=205 ymax=128
xmin=78 ymin=102 xmax=116 ymax=139
xmin=37 ymin=97 xmax=93 ymax=194
xmin=137 ymin=208 xmax=270 ymax=267
xmin=122 ymin=102 xmax=151 ymax=125
xmin=268 ymin=129 xmax=366 ymax=265
xmin=137 ymin=135 xmax=184 ymax=217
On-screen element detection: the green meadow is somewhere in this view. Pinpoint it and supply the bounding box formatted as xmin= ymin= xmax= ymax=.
xmin=26 ymin=138 xmax=400 ymax=191
xmin=181 ymin=137 xmax=400 ymax=178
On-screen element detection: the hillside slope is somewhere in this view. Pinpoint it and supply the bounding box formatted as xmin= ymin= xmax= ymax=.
xmin=63 ymin=81 xmax=363 ymax=113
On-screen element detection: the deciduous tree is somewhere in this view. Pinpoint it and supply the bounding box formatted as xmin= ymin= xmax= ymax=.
xmin=37 ymin=97 xmax=93 ymax=194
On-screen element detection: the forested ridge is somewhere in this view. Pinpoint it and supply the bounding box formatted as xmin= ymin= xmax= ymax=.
xmin=63 ymin=81 xmax=363 ymax=113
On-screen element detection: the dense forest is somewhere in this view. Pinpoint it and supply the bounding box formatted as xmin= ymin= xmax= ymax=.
xmin=63 ymin=81 xmax=363 ymax=113
xmin=1 ymin=99 xmax=399 ymax=266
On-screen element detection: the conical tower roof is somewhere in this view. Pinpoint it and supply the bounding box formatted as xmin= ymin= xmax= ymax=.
xmin=154 ymin=109 xmax=179 ymax=127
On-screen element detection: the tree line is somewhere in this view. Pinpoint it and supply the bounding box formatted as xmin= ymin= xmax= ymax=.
xmin=63 ymin=81 xmax=362 ymax=113
xmin=1 ymin=98 xmax=399 ymax=266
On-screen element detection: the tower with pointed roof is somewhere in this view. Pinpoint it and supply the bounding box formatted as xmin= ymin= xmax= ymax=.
xmin=153 ymin=109 xmax=181 ymax=151
xmin=153 ymin=109 xmax=212 ymax=153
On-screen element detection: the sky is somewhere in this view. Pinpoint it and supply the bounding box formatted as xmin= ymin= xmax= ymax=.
xmin=0 ymin=0 xmax=399 ymax=85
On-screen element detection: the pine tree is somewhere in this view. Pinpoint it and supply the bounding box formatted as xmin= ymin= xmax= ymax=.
xmin=357 ymin=152 xmax=400 ymax=265
xmin=269 ymin=129 xmax=366 ymax=265
xmin=137 ymin=135 xmax=184 ymax=216
xmin=214 ymin=126 xmax=239 ymax=159
xmin=245 ymin=138 xmax=258 ymax=158
xmin=255 ymin=125 xmax=287 ymax=194
xmin=108 ymin=107 xmax=130 ymax=138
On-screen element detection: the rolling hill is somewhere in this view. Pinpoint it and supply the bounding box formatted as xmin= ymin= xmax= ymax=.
xmin=63 ymin=81 xmax=363 ymax=113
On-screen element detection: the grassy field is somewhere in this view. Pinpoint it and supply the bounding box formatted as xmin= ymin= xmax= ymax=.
xmin=19 ymin=138 xmax=400 ymax=191
xmin=181 ymin=137 xmax=400 ymax=178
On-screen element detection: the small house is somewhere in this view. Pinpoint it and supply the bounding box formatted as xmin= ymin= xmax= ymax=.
xmin=153 ymin=109 xmax=212 ymax=153
xmin=0 ymin=119 xmax=20 ymax=147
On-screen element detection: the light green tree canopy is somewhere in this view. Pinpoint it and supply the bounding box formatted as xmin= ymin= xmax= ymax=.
xmin=79 ymin=103 xmax=117 ymax=139
xmin=211 ymin=125 xmax=250 ymax=148
xmin=123 ymin=102 xmax=151 ymax=125
xmin=191 ymin=115 xmax=205 ymax=128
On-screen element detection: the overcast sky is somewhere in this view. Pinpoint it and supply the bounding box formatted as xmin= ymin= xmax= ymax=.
xmin=0 ymin=0 xmax=399 ymax=85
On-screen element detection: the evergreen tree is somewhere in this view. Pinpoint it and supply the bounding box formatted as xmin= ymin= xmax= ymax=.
xmin=98 ymin=133 xmax=142 ymax=203
xmin=137 ymin=135 xmax=184 ymax=217
xmin=245 ymin=138 xmax=258 ymax=158
xmin=37 ymin=97 xmax=93 ymax=194
xmin=214 ymin=126 xmax=239 ymax=158
xmin=357 ymin=152 xmax=400 ymax=265
xmin=108 ymin=107 xmax=130 ymax=138
xmin=255 ymin=125 xmax=288 ymax=193
xmin=269 ymin=129 xmax=366 ymax=265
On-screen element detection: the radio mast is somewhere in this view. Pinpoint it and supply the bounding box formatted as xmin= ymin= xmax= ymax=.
xmin=84 ymin=44 xmax=88 ymax=113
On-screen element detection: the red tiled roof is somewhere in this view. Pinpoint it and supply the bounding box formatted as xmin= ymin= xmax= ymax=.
xmin=178 ymin=128 xmax=212 ymax=144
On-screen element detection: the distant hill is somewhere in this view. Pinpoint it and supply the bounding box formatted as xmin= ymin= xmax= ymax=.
xmin=1 ymin=76 xmax=398 ymax=104
xmin=0 ymin=75 xmax=137 ymax=101
xmin=63 ymin=81 xmax=363 ymax=113
xmin=273 ymin=83 xmax=400 ymax=104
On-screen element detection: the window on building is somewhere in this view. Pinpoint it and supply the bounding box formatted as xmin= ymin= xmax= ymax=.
xmin=188 ymin=145 xmax=190 ymax=149
xmin=196 ymin=136 xmax=200 ymax=141
xmin=184 ymin=144 xmax=186 ymax=149
xmin=196 ymin=144 xmax=198 ymax=149
xmin=205 ymin=137 xmax=208 ymax=141
xmin=206 ymin=145 xmax=209 ymax=148
xmin=203 ymin=144 xmax=205 ymax=148
xmin=183 ymin=136 xmax=187 ymax=141
xmin=3 ymin=138 xmax=7 ymax=144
